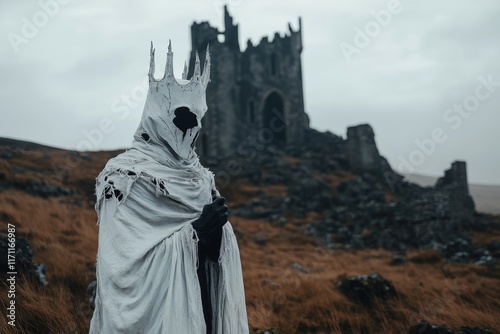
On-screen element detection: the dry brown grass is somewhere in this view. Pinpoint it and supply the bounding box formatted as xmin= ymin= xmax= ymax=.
xmin=227 ymin=200 xmax=500 ymax=333
xmin=1 ymin=144 xmax=500 ymax=333
xmin=0 ymin=190 xmax=97 ymax=333
xmin=407 ymin=249 xmax=443 ymax=264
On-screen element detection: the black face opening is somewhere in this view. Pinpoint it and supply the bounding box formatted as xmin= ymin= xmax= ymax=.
xmin=141 ymin=132 xmax=150 ymax=142
xmin=173 ymin=107 xmax=198 ymax=139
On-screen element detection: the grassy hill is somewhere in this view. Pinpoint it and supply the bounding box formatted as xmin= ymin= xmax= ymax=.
xmin=1 ymin=138 xmax=499 ymax=333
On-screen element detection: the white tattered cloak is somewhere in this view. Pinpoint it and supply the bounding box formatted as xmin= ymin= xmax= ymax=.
xmin=89 ymin=148 xmax=249 ymax=334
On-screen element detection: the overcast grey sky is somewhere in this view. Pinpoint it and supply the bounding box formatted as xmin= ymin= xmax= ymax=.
xmin=1 ymin=0 xmax=499 ymax=184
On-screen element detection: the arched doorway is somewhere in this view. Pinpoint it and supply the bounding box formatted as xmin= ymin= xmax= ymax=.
xmin=262 ymin=92 xmax=286 ymax=144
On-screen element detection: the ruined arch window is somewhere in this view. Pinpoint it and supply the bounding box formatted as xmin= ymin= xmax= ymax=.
xmin=247 ymin=99 xmax=255 ymax=123
xmin=263 ymin=92 xmax=286 ymax=144
xmin=270 ymin=53 xmax=279 ymax=77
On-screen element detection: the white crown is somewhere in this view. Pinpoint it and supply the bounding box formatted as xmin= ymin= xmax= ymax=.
xmin=138 ymin=41 xmax=211 ymax=160
xmin=149 ymin=40 xmax=210 ymax=89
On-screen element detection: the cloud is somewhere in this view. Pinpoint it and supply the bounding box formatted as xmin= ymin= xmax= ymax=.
xmin=0 ymin=0 xmax=499 ymax=184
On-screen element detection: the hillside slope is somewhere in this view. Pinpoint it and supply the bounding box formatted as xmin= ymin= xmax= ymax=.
xmin=0 ymin=138 xmax=499 ymax=333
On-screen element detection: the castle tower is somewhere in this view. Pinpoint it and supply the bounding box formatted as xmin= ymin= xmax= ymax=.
xmin=346 ymin=124 xmax=381 ymax=174
xmin=188 ymin=6 xmax=309 ymax=159
xmin=188 ymin=6 xmax=240 ymax=158
xmin=435 ymin=161 xmax=475 ymax=224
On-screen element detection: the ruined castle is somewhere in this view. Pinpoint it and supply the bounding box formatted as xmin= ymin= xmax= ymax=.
xmin=184 ymin=7 xmax=475 ymax=225
xmin=345 ymin=124 xmax=476 ymax=224
xmin=187 ymin=6 xmax=309 ymax=158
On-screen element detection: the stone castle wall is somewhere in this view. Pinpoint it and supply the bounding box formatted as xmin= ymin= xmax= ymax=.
xmin=435 ymin=161 xmax=475 ymax=224
xmin=188 ymin=6 xmax=309 ymax=159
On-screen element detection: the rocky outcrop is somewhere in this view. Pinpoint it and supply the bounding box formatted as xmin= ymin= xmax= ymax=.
xmin=250 ymin=329 xmax=284 ymax=334
xmin=337 ymin=272 xmax=397 ymax=305
xmin=219 ymin=127 xmax=495 ymax=265
xmin=24 ymin=181 xmax=74 ymax=197
xmin=409 ymin=321 xmax=500 ymax=334
xmin=0 ymin=235 xmax=48 ymax=285
xmin=311 ymin=172 xmax=492 ymax=263
xmin=409 ymin=321 xmax=455 ymax=334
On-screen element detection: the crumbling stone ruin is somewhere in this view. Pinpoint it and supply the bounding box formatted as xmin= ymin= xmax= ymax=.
xmin=212 ymin=121 xmax=489 ymax=263
xmin=187 ymin=6 xmax=309 ymax=158
xmin=346 ymin=123 xmax=393 ymax=177
xmin=346 ymin=124 xmax=380 ymax=174
xmin=434 ymin=161 xmax=475 ymax=224
xmin=344 ymin=124 xmax=476 ymax=228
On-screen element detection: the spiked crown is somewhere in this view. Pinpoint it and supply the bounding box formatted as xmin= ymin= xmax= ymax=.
xmin=149 ymin=40 xmax=210 ymax=89
xmin=135 ymin=40 xmax=211 ymax=161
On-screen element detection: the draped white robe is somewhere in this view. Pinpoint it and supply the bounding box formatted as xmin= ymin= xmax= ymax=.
xmin=89 ymin=147 xmax=249 ymax=334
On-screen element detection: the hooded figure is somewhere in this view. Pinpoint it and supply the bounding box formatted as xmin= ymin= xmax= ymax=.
xmin=89 ymin=42 xmax=249 ymax=334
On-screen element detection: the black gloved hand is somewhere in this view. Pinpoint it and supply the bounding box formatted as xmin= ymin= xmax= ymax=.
xmin=192 ymin=197 xmax=228 ymax=244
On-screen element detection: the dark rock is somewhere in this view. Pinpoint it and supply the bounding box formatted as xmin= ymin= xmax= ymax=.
xmin=9 ymin=165 xmax=26 ymax=174
xmin=486 ymin=241 xmax=500 ymax=253
xmin=33 ymin=263 xmax=48 ymax=286
xmin=390 ymin=255 xmax=408 ymax=265
xmin=250 ymin=328 xmax=284 ymax=334
xmin=0 ymin=172 xmax=7 ymax=191
xmin=0 ymin=150 xmax=14 ymax=159
xmin=0 ymin=235 xmax=48 ymax=285
xmin=292 ymin=262 xmax=310 ymax=274
xmin=409 ymin=323 xmax=500 ymax=334
xmin=337 ymin=174 xmax=386 ymax=205
xmin=288 ymin=177 xmax=334 ymax=212
xmin=233 ymin=208 xmax=282 ymax=219
xmin=311 ymin=174 xmax=488 ymax=260
xmin=346 ymin=234 xmax=365 ymax=250
xmin=409 ymin=321 xmax=453 ymax=334
xmin=255 ymin=232 xmax=266 ymax=246
xmin=443 ymin=238 xmax=473 ymax=257
xmin=449 ymin=251 xmax=471 ymax=263
xmin=248 ymin=198 xmax=269 ymax=207
xmin=268 ymin=214 xmax=287 ymax=226
xmin=27 ymin=181 xmax=74 ymax=197
xmin=337 ymin=272 xmax=397 ymax=305
xmin=261 ymin=279 xmax=279 ymax=287
xmin=409 ymin=321 xmax=496 ymax=334
xmin=87 ymin=280 xmax=97 ymax=310
xmin=475 ymin=253 xmax=496 ymax=266
xmin=456 ymin=326 xmax=500 ymax=334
